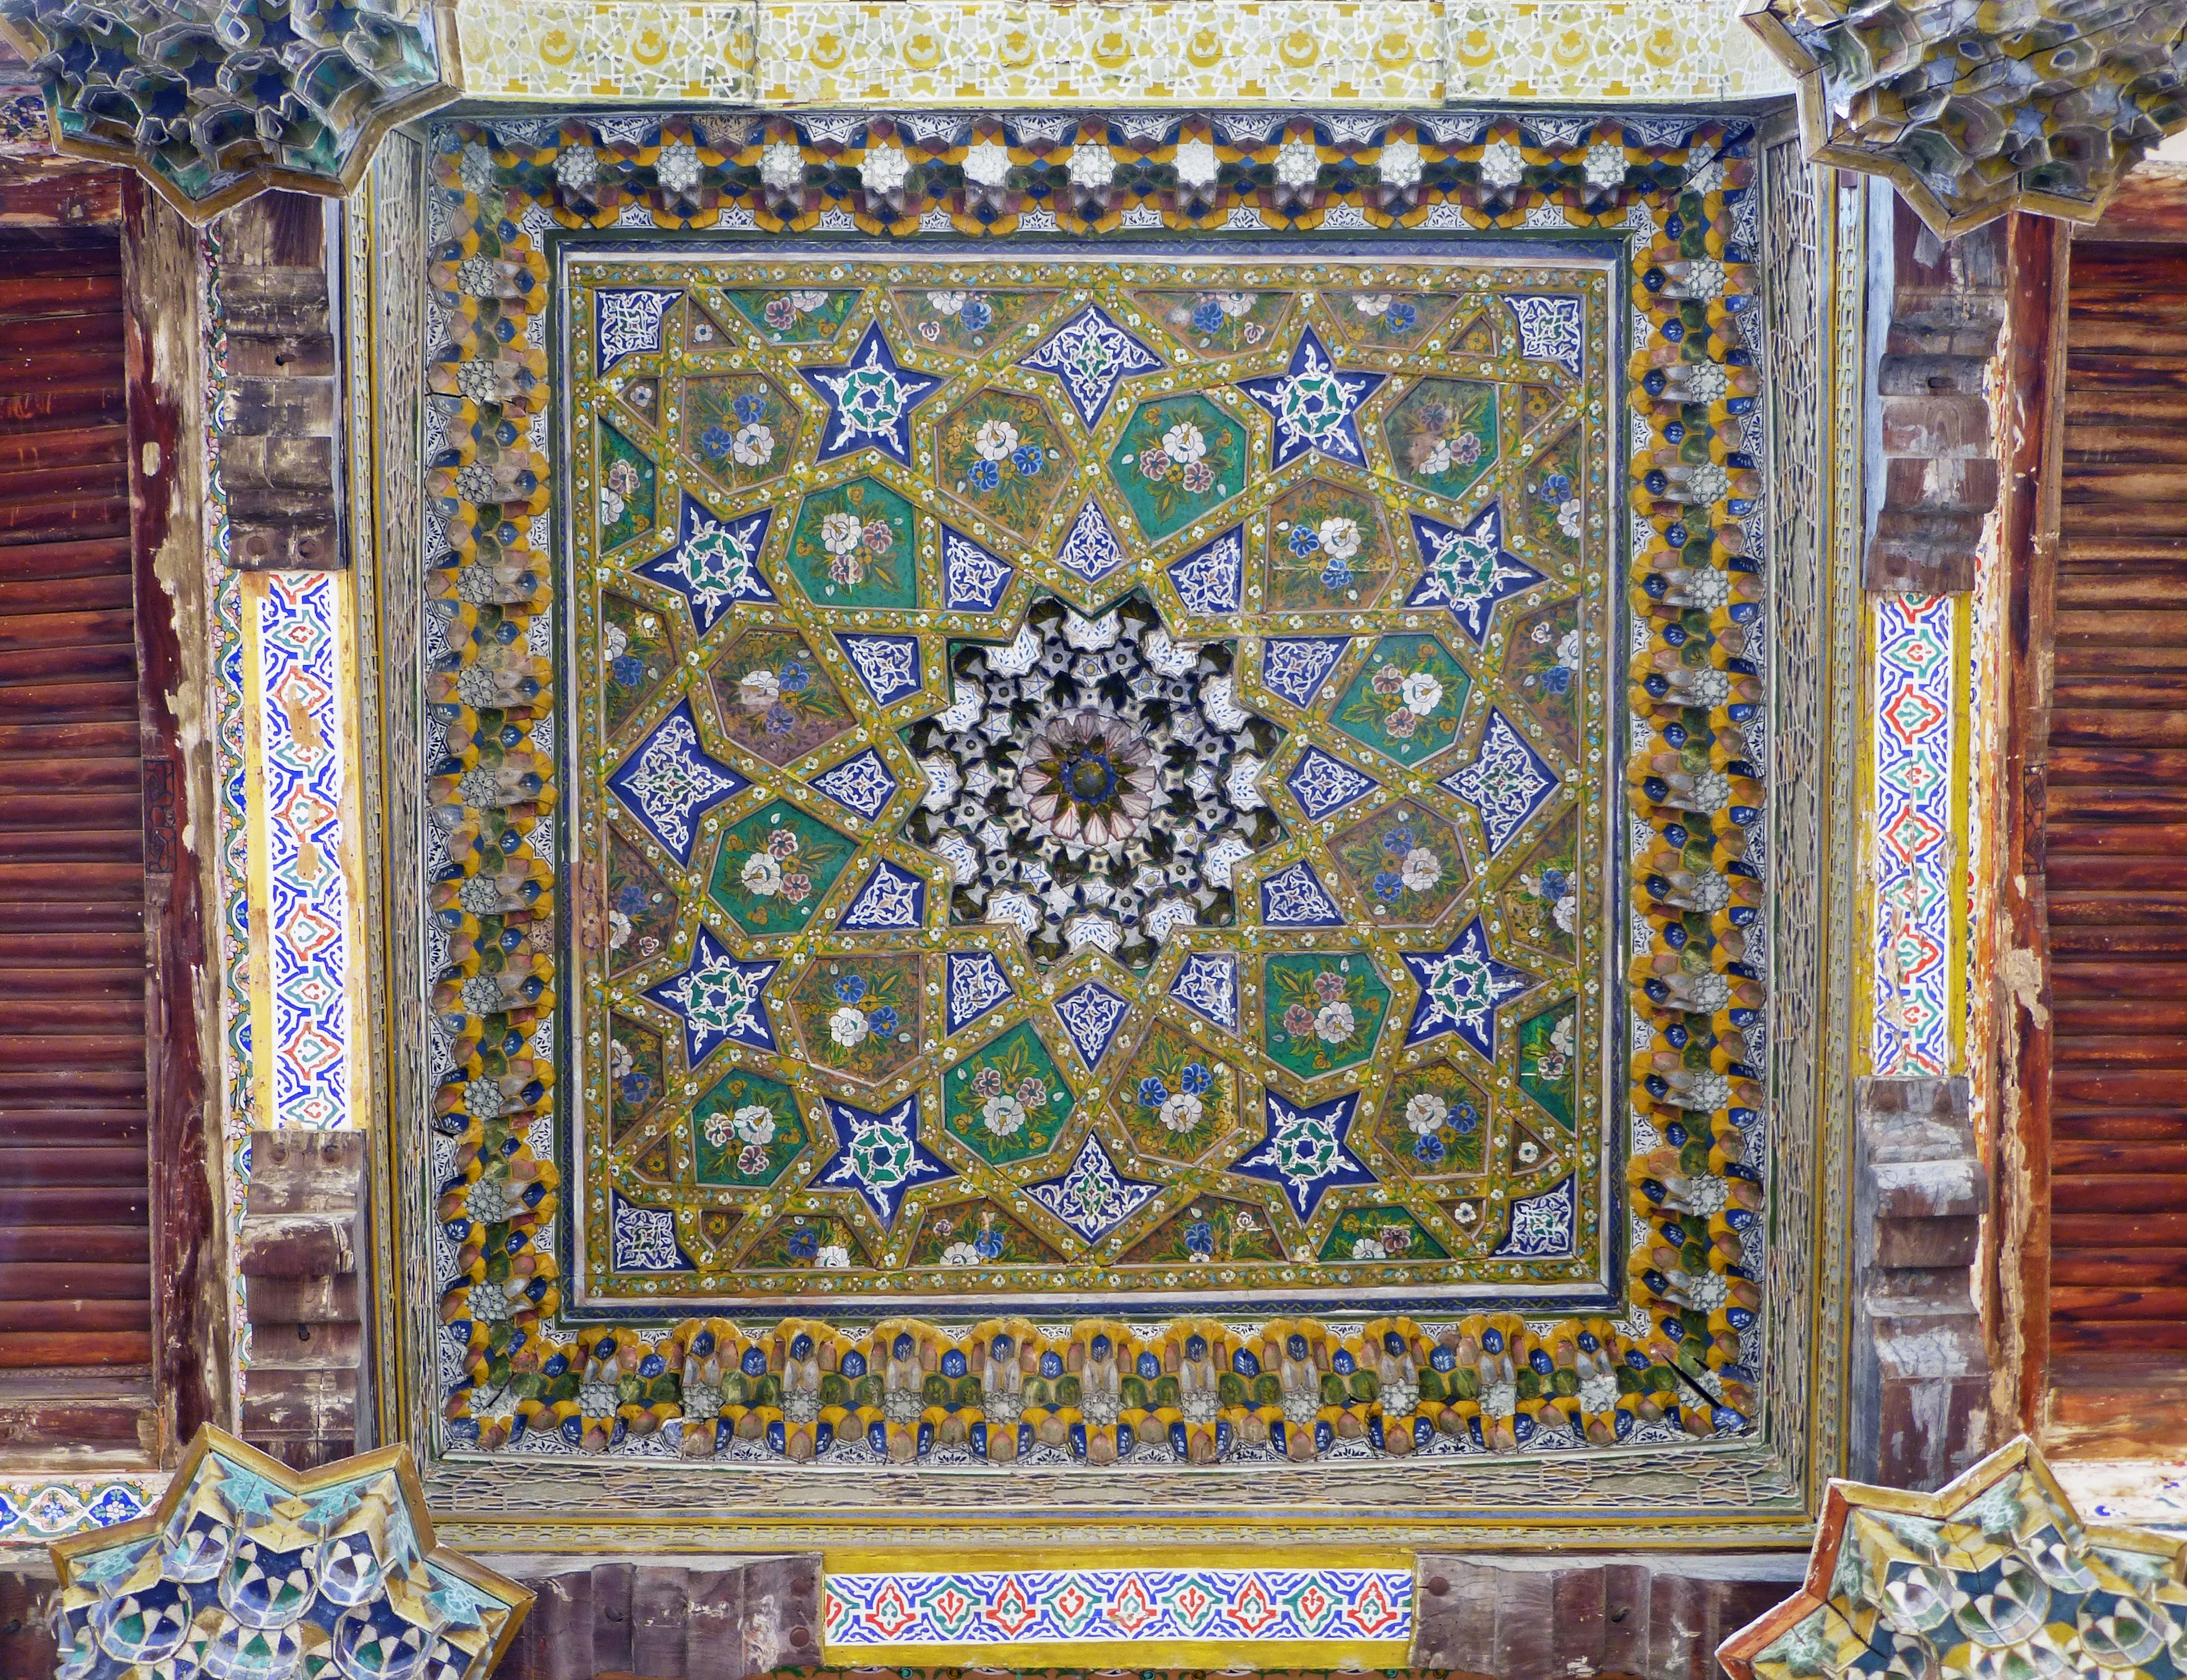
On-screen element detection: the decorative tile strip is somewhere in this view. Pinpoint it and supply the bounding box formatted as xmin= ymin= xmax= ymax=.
xmin=1871 ymin=594 xmax=1955 ymax=1077
xmin=0 ymin=1477 xmax=162 ymax=1550
xmin=824 ymin=1566 xmax=1413 ymax=1649
xmin=249 ymin=571 xmax=363 ymax=1130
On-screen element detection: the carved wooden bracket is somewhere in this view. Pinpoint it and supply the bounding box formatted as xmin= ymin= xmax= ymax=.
xmin=1852 ymin=1076 xmax=1992 ymax=1490
xmin=237 ymin=1129 xmax=364 ymax=1468
xmin=1866 ymin=196 xmax=2008 ymax=596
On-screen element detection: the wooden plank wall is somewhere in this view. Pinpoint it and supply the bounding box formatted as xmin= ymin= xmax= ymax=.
xmin=0 ymin=226 xmax=155 ymax=1445
xmin=2046 ymin=238 xmax=2187 ymax=1407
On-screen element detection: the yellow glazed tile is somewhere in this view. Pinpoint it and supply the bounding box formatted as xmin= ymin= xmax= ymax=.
xmin=458 ymin=1 xmax=759 ymax=102
xmin=1441 ymin=0 xmax=1792 ymax=102
xmin=756 ymin=1 xmax=1446 ymax=105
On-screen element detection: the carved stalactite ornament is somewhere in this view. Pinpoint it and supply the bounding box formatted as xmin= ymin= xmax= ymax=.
xmin=1742 ymin=0 xmax=2187 ymax=234
xmin=0 ymin=0 xmax=459 ymax=222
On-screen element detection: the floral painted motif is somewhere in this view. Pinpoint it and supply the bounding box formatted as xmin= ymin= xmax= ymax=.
xmin=1384 ymin=378 xmax=1499 ymax=499
xmin=1264 ymin=478 xmax=1402 ymax=612
xmin=600 ymin=594 xmax=675 ymax=739
xmin=937 ymin=388 xmax=1077 ymax=540
xmin=598 ymin=424 xmax=656 ymax=551
xmin=1318 ymin=1204 xmax=1451 ymax=1263
xmin=705 ymin=801 xmax=857 ymax=937
xmin=705 ymin=629 xmax=859 ymax=766
xmin=1330 ymin=634 xmax=1472 ymax=767
xmin=1108 ymin=394 xmax=1246 ymax=539
xmin=784 ymin=478 xmax=917 ymax=608
xmin=685 ymin=375 xmax=800 ymax=493
xmin=890 ymin=288 xmax=1059 ymax=355
xmin=690 ymin=1068 xmax=808 ymax=1187
xmin=1332 ymin=804 xmax=1467 ymax=928
xmin=1324 ymin=290 xmax=1467 ymax=354
xmin=1504 ymin=811 xmax=1583 ymax=960
xmin=1115 ymin=1019 xmax=1238 ymax=1166
xmin=716 ymin=286 xmax=859 ymax=344
xmin=1263 ymin=954 xmax=1391 ymax=1079
xmin=943 ymin=1022 xmax=1075 ymax=1167
xmin=1134 ymin=288 xmax=1295 ymax=359
xmin=1504 ymin=599 xmax=1584 ymax=763
xmin=788 ymin=956 xmax=923 ymax=1084
xmin=1379 ymin=1062 xmax=1495 ymax=1181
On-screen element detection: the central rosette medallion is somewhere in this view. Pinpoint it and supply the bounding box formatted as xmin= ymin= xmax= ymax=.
xmin=907 ymin=595 xmax=1282 ymax=968
xmin=1022 ymin=711 xmax=1158 ymax=846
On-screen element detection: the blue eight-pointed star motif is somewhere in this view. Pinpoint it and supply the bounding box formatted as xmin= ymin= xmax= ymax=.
xmin=642 ymin=925 xmax=780 ymax=1067
xmin=1235 ymin=326 xmax=1388 ymax=469
xmin=1399 ymin=916 xmax=1538 ymax=1059
xmin=1230 ymin=1089 xmax=1377 ymax=1222
xmin=1406 ymin=503 xmax=1544 ymax=646
xmin=798 ymin=321 xmax=943 ymax=468
xmin=815 ymin=1093 xmax=955 ymax=1228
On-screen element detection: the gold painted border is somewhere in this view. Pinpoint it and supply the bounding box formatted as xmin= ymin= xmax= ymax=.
xmin=344 ymin=110 xmax=1862 ymax=1551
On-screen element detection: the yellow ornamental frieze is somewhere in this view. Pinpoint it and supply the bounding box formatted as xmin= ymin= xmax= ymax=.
xmin=1443 ymin=0 xmax=1791 ymax=103
xmin=756 ymin=2 xmax=1447 ymax=107
xmin=448 ymin=0 xmax=1791 ymax=109
xmin=458 ymin=1 xmax=760 ymax=103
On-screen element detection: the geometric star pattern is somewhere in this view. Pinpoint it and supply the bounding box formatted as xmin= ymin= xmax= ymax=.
xmin=420 ymin=110 xmax=1766 ymax=1477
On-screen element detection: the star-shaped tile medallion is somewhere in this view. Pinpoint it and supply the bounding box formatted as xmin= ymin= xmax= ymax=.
xmin=799 ymin=321 xmax=943 ymax=468
xmin=1230 ymin=1088 xmax=1377 ymax=1222
xmin=642 ymin=925 xmax=780 ymax=1066
xmin=1406 ymin=503 xmax=1545 ymax=645
xmin=1236 ymin=326 xmax=1387 ymax=469
xmin=1399 ymin=916 xmax=1537 ymax=1059
xmin=814 ymin=1093 xmax=956 ymax=1228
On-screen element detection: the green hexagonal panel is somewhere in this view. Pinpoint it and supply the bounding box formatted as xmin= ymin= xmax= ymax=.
xmin=705 ymin=800 xmax=858 ymax=939
xmin=1328 ymin=633 xmax=1472 ymax=769
xmin=784 ymin=477 xmax=918 ymax=610
xmin=1107 ymin=392 xmax=1249 ymax=541
xmin=944 ymin=1021 xmax=1075 ymax=1167
xmin=1262 ymin=952 xmax=1390 ymax=1080
xmin=691 ymin=1066 xmax=809 ymax=1189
